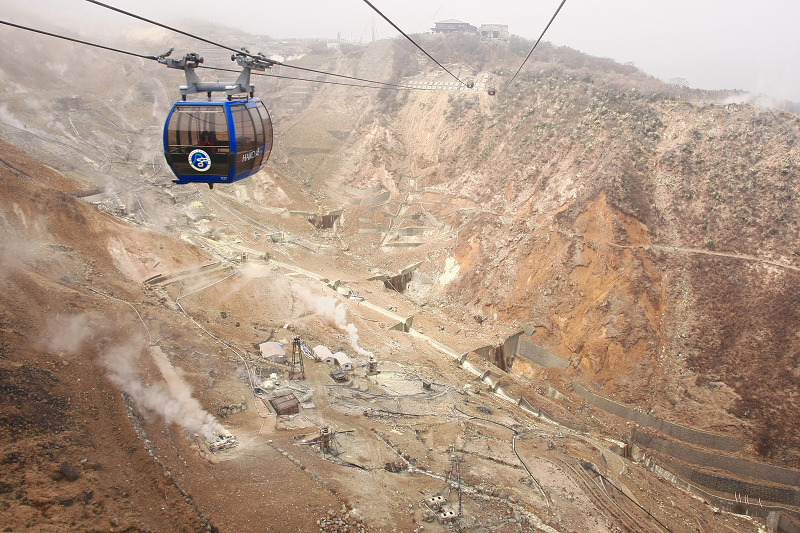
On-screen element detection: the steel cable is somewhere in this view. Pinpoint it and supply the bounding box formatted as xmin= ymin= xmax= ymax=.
xmin=506 ymin=0 xmax=568 ymax=87
xmin=0 ymin=19 xmax=158 ymax=60
xmin=84 ymin=0 xmax=415 ymax=90
xmin=360 ymin=0 xmax=469 ymax=87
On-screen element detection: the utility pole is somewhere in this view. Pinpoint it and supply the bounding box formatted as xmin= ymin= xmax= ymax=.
xmin=448 ymin=452 xmax=463 ymax=516
xmin=289 ymin=336 xmax=305 ymax=380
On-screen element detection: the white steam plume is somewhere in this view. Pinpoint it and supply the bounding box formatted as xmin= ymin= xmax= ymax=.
xmin=293 ymin=284 xmax=373 ymax=357
xmin=0 ymin=103 xmax=25 ymax=130
xmin=43 ymin=314 xmax=92 ymax=355
xmin=104 ymin=343 xmax=224 ymax=442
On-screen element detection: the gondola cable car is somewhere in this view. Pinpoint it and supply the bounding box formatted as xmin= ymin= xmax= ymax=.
xmin=159 ymin=49 xmax=275 ymax=189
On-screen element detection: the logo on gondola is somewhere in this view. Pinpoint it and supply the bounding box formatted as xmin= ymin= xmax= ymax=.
xmin=188 ymin=149 xmax=211 ymax=172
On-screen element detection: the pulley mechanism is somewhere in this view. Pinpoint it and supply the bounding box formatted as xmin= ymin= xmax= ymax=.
xmin=158 ymin=48 xmax=275 ymax=100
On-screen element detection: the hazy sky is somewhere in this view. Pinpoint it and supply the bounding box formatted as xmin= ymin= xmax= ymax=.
xmin=2 ymin=0 xmax=800 ymax=102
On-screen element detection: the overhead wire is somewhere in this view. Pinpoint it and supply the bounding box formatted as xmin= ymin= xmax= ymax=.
xmin=84 ymin=0 xmax=415 ymax=90
xmin=359 ymin=0 xmax=469 ymax=87
xmin=260 ymin=59 xmax=414 ymax=90
xmin=198 ymin=65 xmax=412 ymax=91
xmin=0 ymin=19 xmax=158 ymax=60
xmin=0 ymin=15 xmax=413 ymax=91
xmin=1 ymin=6 xmax=481 ymax=104
xmin=4 ymin=2 xmax=570 ymax=99
xmin=506 ymin=0 xmax=568 ymax=87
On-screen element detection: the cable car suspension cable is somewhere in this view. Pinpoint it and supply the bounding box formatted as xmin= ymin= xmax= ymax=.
xmin=199 ymin=66 xmax=412 ymax=91
xmin=0 ymin=20 xmax=414 ymax=93
xmin=84 ymin=0 xmax=415 ymax=90
xmin=266 ymin=62 xmax=414 ymax=90
xmin=360 ymin=0 xmax=470 ymax=88
xmin=0 ymin=19 xmax=160 ymax=61
xmin=85 ymin=0 xmax=252 ymax=59
xmin=0 ymin=20 xmax=417 ymax=93
xmin=506 ymin=0 xmax=567 ymax=87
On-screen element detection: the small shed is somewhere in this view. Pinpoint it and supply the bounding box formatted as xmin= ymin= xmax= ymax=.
xmin=269 ymin=390 xmax=299 ymax=415
xmin=259 ymin=342 xmax=286 ymax=364
xmin=323 ymin=351 xmax=353 ymax=371
xmin=334 ymin=352 xmax=353 ymax=371
xmin=313 ymin=345 xmax=334 ymax=361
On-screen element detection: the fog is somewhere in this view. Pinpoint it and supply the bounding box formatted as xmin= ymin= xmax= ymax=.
xmin=1 ymin=0 xmax=799 ymax=101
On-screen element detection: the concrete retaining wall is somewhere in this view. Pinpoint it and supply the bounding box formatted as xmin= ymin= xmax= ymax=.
xmin=781 ymin=514 xmax=800 ymax=533
xmin=365 ymin=202 xmax=390 ymax=213
xmin=396 ymin=227 xmax=430 ymax=236
xmin=350 ymin=190 xmax=391 ymax=206
xmin=656 ymin=453 xmax=799 ymax=506
xmin=692 ymin=469 xmax=799 ymax=506
xmin=648 ymin=460 xmax=800 ymax=530
xmin=633 ymin=431 xmax=800 ymax=489
xmin=573 ymin=382 xmax=742 ymax=452
xmin=335 ymin=183 xmax=383 ymax=197
xmin=515 ymin=339 xmax=570 ymax=370
xmin=517 ymin=398 xmax=589 ymax=433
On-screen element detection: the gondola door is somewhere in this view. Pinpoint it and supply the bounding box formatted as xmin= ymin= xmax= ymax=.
xmin=164 ymin=103 xmax=233 ymax=183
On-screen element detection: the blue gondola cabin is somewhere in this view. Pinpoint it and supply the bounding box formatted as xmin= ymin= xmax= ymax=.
xmin=163 ymin=98 xmax=273 ymax=187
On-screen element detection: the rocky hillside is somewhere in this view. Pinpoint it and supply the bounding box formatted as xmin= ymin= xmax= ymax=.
xmin=1 ymin=21 xmax=799 ymax=472
xmin=290 ymin=35 xmax=800 ymax=465
xmin=320 ymin=35 xmax=800 ymax=465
